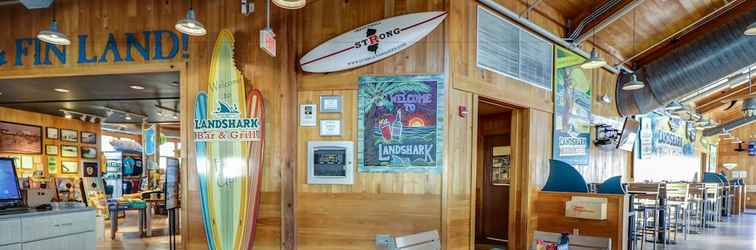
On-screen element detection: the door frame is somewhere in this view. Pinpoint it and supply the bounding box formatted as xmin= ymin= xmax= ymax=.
xmin=470 ymin=96 xmax=524 ymax=250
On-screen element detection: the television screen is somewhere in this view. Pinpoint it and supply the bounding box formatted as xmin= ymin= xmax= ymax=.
xmin=0 ymin=158 xmax=22 ymax=202
xmin=617 ymin=118 xmax=640 ymax=151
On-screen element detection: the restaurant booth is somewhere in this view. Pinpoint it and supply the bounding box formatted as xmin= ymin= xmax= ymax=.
xmin=0 ymin=0 xmax=753 ymax=250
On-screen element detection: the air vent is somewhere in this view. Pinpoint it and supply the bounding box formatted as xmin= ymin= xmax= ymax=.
xmin=476 ymin=6 xmax=553 ymax=90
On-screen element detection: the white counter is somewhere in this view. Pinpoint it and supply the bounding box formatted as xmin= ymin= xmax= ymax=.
xmin=0 ymin=207 xmax=96 ymax=250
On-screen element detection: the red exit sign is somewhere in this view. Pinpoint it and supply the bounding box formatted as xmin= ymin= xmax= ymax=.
xmin=260 ymin=28 xmax=276 ymax=57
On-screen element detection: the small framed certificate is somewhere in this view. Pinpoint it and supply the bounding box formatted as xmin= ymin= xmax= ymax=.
xmin=319 ymin=120 xmax=341 ymax=136
xmin=319 ymin=95 xmax=342 ymax=113
xmin=300 ymin=104 xmax=317 ymax=127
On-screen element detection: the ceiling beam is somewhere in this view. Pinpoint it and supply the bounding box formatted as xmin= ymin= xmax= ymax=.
xmin=574 ymin=0 xmax=645 ymax=45
xmin=630 ymin=0 xmax=750 ymax=66
xmin=696 ymin=84 xmax=751 ymax=114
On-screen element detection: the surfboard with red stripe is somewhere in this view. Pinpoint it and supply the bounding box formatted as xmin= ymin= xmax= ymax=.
xmin=299 ymin=11 xmax=447 ymax=73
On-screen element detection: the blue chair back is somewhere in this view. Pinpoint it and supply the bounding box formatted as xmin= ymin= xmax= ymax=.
xmin=542 ymin=159 xmax=588 ymax=193
xmin=598 ymin=176 xmax=626 ymax=194
xmin=703 ymin=172 xmax=723 ymax=183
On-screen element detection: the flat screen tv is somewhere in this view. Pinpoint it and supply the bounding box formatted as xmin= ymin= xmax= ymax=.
xmin=0 ymin=158 xmax=22 ymax=206
xmin=617 ymin=117 xmax=640 ymax=151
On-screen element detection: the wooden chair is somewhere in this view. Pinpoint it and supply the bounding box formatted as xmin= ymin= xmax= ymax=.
xmin=532 ymin=231 xmax=611 ymax=250
xmin=376 ymin=230 xmax=440 ymax=250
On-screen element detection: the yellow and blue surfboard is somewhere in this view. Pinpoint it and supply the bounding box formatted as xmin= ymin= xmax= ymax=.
xmin=195 ymin=30 xmax=265 ymax=250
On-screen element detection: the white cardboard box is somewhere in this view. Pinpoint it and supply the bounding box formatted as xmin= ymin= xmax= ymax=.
xmin=565 ymin=196 xmax=608 ymax=220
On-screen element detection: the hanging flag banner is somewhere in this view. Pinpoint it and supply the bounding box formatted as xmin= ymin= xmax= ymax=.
xmin=193 ymin=30 xmax=266 ymax=250
xmin=299 ymin=11 xmax=447 ymax=73
xmin=357 ymin=74 xmax=444 ymax=173
xmin=552 ymin=46 xmax=592 ymax=166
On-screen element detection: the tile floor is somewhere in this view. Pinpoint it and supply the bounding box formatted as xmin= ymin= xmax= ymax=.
xmin=637 ymin=211 xmax=756 ymax=250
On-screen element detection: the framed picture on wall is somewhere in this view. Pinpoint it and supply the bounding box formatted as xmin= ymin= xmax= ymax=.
xmin=81 ymin=147 xmax=97 ymax=159
xmin=61 ymin=161 xmax=78 ymax=174
xmin=80 ymin=132 xmax=96 ymax=144
xmin=46 ymin=145 xmax=58 ymax=155
xmin=0 ymin=121 xmax=43 ymax=154
xmin=61 ymin=145 xmax=78 ymax=158
xmin=47 ymin=156 xmax=57 ymax=175
xmin=46 ymin=127 xmax=59 ymax=140
xmin=61 ymin=129 xmax=78 ymax=142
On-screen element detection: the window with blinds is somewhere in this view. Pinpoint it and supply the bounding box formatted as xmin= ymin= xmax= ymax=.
xmin=476 ymin=6 xmax=553 ymax=91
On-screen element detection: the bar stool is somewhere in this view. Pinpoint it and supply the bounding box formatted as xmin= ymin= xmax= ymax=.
xmin=686 ymin=183 xmax=705 ymax=234
xmin=703 ymin=183 xmax=719 ymax=228
xmin=666 ymin=183 xmax=689 ymax=241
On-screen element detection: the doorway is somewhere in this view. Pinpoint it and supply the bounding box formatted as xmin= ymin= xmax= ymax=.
xmin=0 ymin=69 xmax=184 ymax=249
xmin=474 ymin=99 xmax=514 ymax=250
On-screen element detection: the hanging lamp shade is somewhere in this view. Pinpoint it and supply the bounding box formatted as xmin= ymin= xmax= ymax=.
xmin=581 ymin=48 xmax=607 ymax=69
xmin=175 ymin=9 xmax=207 ymax=36
xmin=622 ymin=73 xmax=645 ymax=91
xmin=273 ymin=0 xmax=306 ymax=9
xmin=37 ymin=19 xmax=70 ymax=45
xmin=745 ymin=21 xmax=756 ymax=36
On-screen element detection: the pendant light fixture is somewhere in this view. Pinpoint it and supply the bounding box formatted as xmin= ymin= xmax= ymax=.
xmin=665 ymin=101 xmax=683 ymax=111
xmin=273 ymin=0 xmax=306 ymax=9
xmin=581 ymin=0 xmax=606 ymax=69
xmin=37 ymin=3 xmax=70 ymax=46
xmin=745 ymin=22 xmax=756 ymax=36
xmin=622 ymin=8 xmax=645 ymax=91
xmin=175 ymin=0 xmax=207 ymax=36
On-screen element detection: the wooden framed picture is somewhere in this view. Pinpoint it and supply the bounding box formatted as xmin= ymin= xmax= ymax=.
xmin=80 ymin=131 xmax=97 ymax=144
xmin=46 ymin=144 xmax=58 ymax=155
xmin=47 ymin=156 xmax=57 ymax=175
xmin=61 ymin=129 xmax=78 ymax=142
xmin=0 ymin=121 xmax=43 ymax=154
xmin=61 ymin=145 xmax=78 ymax=158
xmin=81 ymin=146 xmax=97 ymax=159
xmin=61 ymin=161 xmax=78 ymax=174
xmin=46 ymin=127 xmax=59 ymax=140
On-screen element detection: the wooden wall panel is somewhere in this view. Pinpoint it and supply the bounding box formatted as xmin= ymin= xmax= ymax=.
xmin=444 ymin=89 xmax=474 ymax=250
xmin=0 ymin=106 xmax=102 ymax=177
xmin=718 ymin=124 xmax=755 ymax=184
xmin=0 ymin=0 xmax=298 ymax=249
xmin=294 ymin=1 xmax=446 ymax=249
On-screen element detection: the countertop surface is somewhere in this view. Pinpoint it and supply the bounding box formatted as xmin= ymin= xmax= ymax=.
xmin=0 ymin=206 xmax=95 ymax=219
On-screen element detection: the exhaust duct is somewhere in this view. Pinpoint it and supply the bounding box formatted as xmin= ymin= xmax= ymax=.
xmin=616 ymin=7 xmax=756 ymax=116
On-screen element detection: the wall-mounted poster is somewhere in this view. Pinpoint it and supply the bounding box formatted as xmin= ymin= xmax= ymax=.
xmin=47 ymin=156 xmax=57 ymax=174
xmin=639 ymin=117 xmax=653 ymax=159
xmin=357 ymin=75 xmax=444 ymax=173
xmin=46 ymin=144 xmax=58 ymax=155
xmin=61 ymin=161 xmax=78 ymax=174
xmin=552 ymin=46 xmax=592 ymax=166
xmin=46 ymin=127 xmax=59 ymax=140
xmin=61 ymin=129 xmax=78 ymax=142
xmin=0 ymin=121 xmax=42 ymax=154
xmin=61 ymin=145 xmax=78 ymax=158
xmin=80 ymin=131 xmax=97 ymax=144
xmin=81 ymin=147 xmax=97 ymax=159
xmin=82 ymin=161 xmax=99 ymax=177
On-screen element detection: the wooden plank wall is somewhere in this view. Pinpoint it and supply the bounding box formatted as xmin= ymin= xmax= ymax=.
xmin=0 ymin=0 xmax=299 ymax=249
xmin=718 ymin=123 xmax=755 ymax=183
xmin=0 ymin=106 xmax=102 ymax=177
xmin=294 ymin=1 xmax=446 ymax=249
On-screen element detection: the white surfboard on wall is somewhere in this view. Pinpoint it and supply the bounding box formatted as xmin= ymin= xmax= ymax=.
xmin=299 ymin=11 xmax=448 ymax=73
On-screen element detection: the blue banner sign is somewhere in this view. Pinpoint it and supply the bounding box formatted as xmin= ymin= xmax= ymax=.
xmin=0 ymin=30 xmax=188 ymax=67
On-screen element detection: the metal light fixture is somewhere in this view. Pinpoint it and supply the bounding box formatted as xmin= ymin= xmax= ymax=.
xmin=622 ymin=73 xmax=645 ymax=91
xmin=38 ymin=19 xmax=70 ymax=45
xmin=37 ymin=4 xmax=70 ymax=46
xmin=745 ymin=22 xmax=756 ymax=36
xmin=581 ymin=48 xmax=607 ymax=69
xmin=176 ymin=1 xmax=207 ymax=37
xmin=665 ymin=101 xmax=683 ymax=111
xmin=273 ymin=0 xmax=306 ymax=9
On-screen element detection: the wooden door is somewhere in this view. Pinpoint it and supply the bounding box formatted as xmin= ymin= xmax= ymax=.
xmin=479 ymin=135 xmax=510 ymax=244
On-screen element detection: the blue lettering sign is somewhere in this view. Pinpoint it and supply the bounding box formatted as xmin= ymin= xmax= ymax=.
xmin=15 ymin=38 xmax=32 ymax=66
xmin=43 ymin=43 xmax=66 ymax=65
xmin=77 ymin=34 xmax=97 ymax=64
xmin=125 ymin=32 xmax=151 ymax=62
xmin=0 ymin=50 xmax=6 ymax=66
xmin=99 ymin=33 xmax=123 ymax=63
xmin=153 ymin=30 xmax=178 ymax=60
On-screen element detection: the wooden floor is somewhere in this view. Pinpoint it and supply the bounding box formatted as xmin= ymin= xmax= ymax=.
xmin=96 ymin=211 xmax=178 ymax=250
